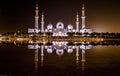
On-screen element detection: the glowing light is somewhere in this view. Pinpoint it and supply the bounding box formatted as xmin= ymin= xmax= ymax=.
xmin=56 ymin=49 xmax=64 ymax=55
xmin=16 ymin=38 xmax=23 ymax=41
xmin=58 ymin=43 xmax=62 ymax=47
xmin=29 ymin=41 xmax=33 ymax=44
xmin=47 ymin=49 xmax=53 ymax=54
xmin=67 ymin=49 xmax=73 ymax=53
xmin=28 ymin=45 xmax=40 ymax=49
xmin=59 ymin=31 xmax=62 ymax=34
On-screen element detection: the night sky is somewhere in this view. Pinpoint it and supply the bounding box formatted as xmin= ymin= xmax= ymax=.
xmin=0 ymin=0 xmax=120 ymax=34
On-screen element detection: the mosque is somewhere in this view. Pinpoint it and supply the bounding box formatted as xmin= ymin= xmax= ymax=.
xmin=28 ymin=3 xmax=92 ymax=36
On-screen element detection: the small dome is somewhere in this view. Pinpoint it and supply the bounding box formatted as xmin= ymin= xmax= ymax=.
xmin=47 ymin=24 xmax=53 ymax=29
xmin=67 ymin=24 xmax=73 ymax=29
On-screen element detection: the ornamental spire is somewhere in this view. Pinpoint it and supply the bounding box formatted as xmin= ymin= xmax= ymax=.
xmin=81 ymin=3 xmax=86 ymax=29
xmin=35 ymin=3 xmax=39 ymax=32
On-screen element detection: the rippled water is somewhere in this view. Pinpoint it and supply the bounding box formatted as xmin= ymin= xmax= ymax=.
xmin=0 ymin=44 xmax=120 ymax=76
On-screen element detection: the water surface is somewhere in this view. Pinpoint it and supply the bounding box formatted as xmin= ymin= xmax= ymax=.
xmin=0 ymin=43 xmax=120 ymax=76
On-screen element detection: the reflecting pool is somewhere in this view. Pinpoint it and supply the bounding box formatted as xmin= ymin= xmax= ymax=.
xmin=0 ymin=41 xmax=120 ymax=76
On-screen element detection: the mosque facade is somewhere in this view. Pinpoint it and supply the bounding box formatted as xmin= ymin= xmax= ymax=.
xmin=28 ymin=4 xmax=92 ymax=36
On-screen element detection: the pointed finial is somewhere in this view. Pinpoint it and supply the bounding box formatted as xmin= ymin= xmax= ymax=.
xmin=36 ymin=3 xmax=38 ymax=10
xmin=35 ymin=3 xmax=39 ymax=16
xmin=42 ymin=12 xmax=44 ymax=15
xmin=82 ymin=3 xmax=85 ymax=16
xmin=76 ymin=12 xmax=79 ymax=18
xmin=42 ymin=12 xmax=44 ymax=18
xmin=77 ymin=12 xmax=79 ymax=15
xmin=82 ymin=4 xmax=85 ymax=10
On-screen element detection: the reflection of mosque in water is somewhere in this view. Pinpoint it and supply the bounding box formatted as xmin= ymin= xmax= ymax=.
xmin=28 ymin=41 xmax=92 ymax=73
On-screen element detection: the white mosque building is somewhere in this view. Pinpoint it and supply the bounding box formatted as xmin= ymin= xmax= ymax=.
xmin=28 ymin=4 xmax=92 ymax=36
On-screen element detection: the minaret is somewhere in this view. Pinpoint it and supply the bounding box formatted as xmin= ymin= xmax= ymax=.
xmin=41 ymin=12 xmax=44 ymax=32
xmin=35 ymin=4 xmax=39 ymax=33
xmin=81 ymin=4 xmax=86 ymax=29
xmin=76 ymin=12 xmax=79 ymax=32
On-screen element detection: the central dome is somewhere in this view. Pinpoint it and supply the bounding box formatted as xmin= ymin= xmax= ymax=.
xmin=56 ymin=22 xmax=64 ymax=29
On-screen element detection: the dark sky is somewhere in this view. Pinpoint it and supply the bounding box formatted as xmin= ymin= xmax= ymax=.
xmin=0 ymin=0 xmax=120 ymax=33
